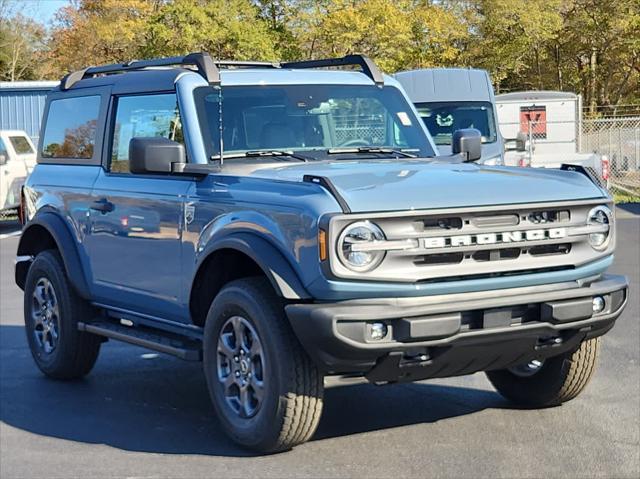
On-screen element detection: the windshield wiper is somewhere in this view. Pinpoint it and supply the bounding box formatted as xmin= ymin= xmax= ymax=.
xmin=326 ymin=147 xmax=417 ymax=158
xmin=210 ymin=150 xmax=309 ymax=162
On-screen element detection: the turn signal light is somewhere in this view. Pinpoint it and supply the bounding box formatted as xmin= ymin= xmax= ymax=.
xmin=318 ymin=229 xmax=327 ymax=261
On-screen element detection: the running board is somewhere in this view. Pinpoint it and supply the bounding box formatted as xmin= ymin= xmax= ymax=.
xmin=78 ymin=320 xmax=202 ymax=361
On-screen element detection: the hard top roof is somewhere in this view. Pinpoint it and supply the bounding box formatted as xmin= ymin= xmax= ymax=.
xmin=56 ymin=53 xmax=391 ymax=93
xmin=395 ymin=68 xmax=494 ymax=103
xmin=57 ymin=67 xmax=399 ymax=95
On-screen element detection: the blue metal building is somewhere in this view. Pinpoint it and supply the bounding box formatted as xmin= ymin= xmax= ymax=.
xmin=0 ymin=81 xmax=59 ymax=144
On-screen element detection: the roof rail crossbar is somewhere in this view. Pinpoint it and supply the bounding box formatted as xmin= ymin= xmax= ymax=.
xmin=214 ymin=61 xmax=280 ymax=69
xmin=59 ymin=52 xmax=220 ymax=90
xmin=59 ymin=52 xmax=384 ymax=90
xmin=281 ymin=54 xmax=384 ymax=86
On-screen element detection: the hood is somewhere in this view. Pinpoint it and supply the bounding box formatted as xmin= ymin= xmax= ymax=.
xmin=245 ymin=160 xmax=605 ymax=213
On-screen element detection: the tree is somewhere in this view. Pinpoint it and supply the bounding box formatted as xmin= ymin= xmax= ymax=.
xmin=43 ymin=0 xmax=158 ymax=77
xmin=559 ymin=0 xmax=640 ymax=114
xmin=404 ymin=1 xmax=470 ymax=69
xmin=144 ymin=0 xmax=278 ymax=60
xmin=0 ymin=12 xmax=46 ymax=81
xmin=254 ymin=0 xmax=301 ymax=60
xmin=464 ymin=0 xmax=563 ymax=92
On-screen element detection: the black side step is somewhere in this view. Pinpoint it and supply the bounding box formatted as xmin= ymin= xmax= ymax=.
xmin=78 ymin=320 xmax=202 ymax=361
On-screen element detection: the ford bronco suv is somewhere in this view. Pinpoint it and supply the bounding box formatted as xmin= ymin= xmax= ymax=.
xmin=15 ymin=53 xmax=628 ymax=452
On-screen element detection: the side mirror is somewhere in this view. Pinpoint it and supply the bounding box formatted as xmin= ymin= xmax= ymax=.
xmin=504 ymin=132 xmax=528 ymax=153
xmin=129 ymin=137 xmax=185 ymax=174
xmin=515 ymin=131 xmax=527 ymax=152
xmin=452 ymin=128 xmax=482 ymax=162
xmin=0 ymin=153 xmax=7 ymax=166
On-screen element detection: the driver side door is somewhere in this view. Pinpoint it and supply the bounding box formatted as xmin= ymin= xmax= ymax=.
xmin=86 ymin=93 xmax=192 ymax=322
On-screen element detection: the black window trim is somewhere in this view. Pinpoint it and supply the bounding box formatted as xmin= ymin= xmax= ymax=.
xmin=103 ymin=90 xmax=186 ymax=177
xmin=37 ymin=86 xmax=111 ymax=166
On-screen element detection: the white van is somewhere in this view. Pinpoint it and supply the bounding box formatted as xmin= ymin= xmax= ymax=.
xmin=395 ymin=68 xmax=504 ymax=164
xmin=0 ymin=130 xmax=36 ymax=215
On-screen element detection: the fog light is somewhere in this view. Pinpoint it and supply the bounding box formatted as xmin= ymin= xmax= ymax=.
xmin=592 ymin=296 xmax=605 ymax=313
xmin=369 ymin=322 xmax=388 ymax=341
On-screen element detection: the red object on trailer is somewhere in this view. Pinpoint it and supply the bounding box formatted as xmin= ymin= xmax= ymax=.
xmin=601 ymin=156 xmax=610 ymax=181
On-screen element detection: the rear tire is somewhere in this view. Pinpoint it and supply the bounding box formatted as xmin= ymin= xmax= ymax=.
xmin=23 ymin=250 xmax=101 ymax=379
xmin=203 ymin=277 xmax=323 ymax=453
xmin=486 ymin=337 xmax=601 ymax=407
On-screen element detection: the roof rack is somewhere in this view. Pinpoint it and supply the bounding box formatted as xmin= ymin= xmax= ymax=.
xmin=281 ymin=55 xmax=384 ymax=86
xmin=60 ymin=52 xmax=384 ymax=90
xmin=60 ymin=52 xmax=220 ymax=90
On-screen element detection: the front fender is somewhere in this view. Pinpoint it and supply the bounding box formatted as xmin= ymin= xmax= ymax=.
xmin=195 ymin=232 xmax=311 ymax=300
xmin=16 ymin=211 xmax=91 ymax=298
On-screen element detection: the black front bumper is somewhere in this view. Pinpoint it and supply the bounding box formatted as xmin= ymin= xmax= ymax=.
xmin=286 ymin=274 xmax=628 ymax=383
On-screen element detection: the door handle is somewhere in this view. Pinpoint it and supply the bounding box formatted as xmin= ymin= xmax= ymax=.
xmin=90 ymin=198 xmax=114 ymax=213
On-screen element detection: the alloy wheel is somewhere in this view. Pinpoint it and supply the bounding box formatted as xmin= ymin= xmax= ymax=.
xmin=216 ymin=315 xmax=266 ymax=418
xmin=31 ymin=277 xmax=60 ymax=354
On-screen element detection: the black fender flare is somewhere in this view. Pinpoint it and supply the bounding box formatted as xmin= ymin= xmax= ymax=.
xmin=16 ymin=211 xmax=91 ymax=298
xmin=195 ymin=232 xmax=310 ymax=300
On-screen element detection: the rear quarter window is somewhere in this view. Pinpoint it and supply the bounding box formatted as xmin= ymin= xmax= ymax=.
xmin=41 ymin=95 xmax=101 ymax=159
xmin=9 ymin=136 xmax=34 ymax=154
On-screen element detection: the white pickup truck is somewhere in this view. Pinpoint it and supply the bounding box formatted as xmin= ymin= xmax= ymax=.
xmin=0 ymin=130 xmax=36 ymax=216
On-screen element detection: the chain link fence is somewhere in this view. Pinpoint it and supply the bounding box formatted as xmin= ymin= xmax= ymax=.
xmin=333 ymin=114 xmax=386 ymax=145
xmin=580 ymin=117 xmax=640 ymax=195
xmin=499 ymin=117 xmax=640 ymax=195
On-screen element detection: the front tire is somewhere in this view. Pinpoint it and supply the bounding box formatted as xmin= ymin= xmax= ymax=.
xmin=23 ymin=250 xmax=101 ymax=379
xmin=203 ymin=277 xmax=323 ymax=453
xmin=486 ymin=338 xmax=601 ymax=407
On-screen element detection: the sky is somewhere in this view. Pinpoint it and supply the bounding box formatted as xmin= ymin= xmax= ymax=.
xmin=11 ymin=0 xmax=71 ymax=26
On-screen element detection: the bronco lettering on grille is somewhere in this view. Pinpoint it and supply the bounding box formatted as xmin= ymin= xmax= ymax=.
xmin=420 ymin=228 xmax=567 ymax=249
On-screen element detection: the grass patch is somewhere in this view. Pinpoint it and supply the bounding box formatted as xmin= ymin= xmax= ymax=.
xmin=611 ymin=186 xmax=640 ymax=204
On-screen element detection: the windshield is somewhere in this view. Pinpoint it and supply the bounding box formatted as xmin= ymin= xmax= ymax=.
xmin=415 ymin=101 xmax=497 ymax=146
xmin=194 ymin=84 xmax=435 ymax=159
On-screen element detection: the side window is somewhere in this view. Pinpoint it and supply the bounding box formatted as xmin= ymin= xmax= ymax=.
xmin=110 ymin=94 xmax=184 ymax=174
xmin=41 ymin=95 xmax=101 ymax=159
xmin=9 ymin=136 xmax=34 ymax=155
xmin=0 ymin=138 xmax=7 ymax=165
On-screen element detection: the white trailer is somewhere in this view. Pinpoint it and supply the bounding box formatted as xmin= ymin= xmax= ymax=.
xmin=496 ymin=91 xmax=606 ymax=183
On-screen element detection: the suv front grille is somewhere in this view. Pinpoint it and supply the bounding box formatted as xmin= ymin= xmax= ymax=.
xmin=328 ymin=199 xmax=613 ymax=283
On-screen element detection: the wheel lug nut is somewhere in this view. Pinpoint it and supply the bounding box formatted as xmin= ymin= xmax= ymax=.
xmin=235 ymin=371 xmax=240 ymax=377
xmin=234 ymin=356 xmax=239 ymax=362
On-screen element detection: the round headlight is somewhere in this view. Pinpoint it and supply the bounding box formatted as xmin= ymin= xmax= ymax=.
xmin=587 ymin=205 xmax=612 ymax=250
xmin=337 ymin=221 xmax=386 ymax=272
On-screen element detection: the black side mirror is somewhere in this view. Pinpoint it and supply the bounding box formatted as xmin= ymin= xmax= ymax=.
xmin=0 ymin=153 xmax=7 ymax=166
xmin=452 ymin=128 xmax=482 ymax=162
xmin=129 ymin=137 xmax=185 ymax=174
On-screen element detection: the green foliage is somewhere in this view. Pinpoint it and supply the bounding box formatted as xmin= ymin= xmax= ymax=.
xmin=0 ymin=0 xmax=637 ymax=112
xmin=611 ymin=187 xmax=640 ymax=204
xmin=0 ymin=12 xmax=45 ymax=81
xmin=467 ymin=0 xmax=563 ymax=89
xmin=144 ymin=0 xmax=277 ymax=60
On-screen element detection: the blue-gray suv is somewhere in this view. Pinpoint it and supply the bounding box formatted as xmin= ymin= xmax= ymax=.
xmin=15 ymin=52 xmax=628 ymax=452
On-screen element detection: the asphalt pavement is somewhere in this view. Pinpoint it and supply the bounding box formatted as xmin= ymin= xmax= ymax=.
xmin=0 ymin=207 xmax=638 ymax=478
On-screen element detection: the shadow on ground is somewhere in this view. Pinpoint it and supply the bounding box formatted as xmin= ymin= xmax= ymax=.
xmin=0 ymin=324 xmax=508 ymax=457
xmin=0 ymin=218 xmax=20 ymax=235
xmin=617 ymin=202 xmax=640 ymax=216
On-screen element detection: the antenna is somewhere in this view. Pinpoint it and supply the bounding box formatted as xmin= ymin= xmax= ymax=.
xmin=217 ymin=84 xmax=224 ymax=167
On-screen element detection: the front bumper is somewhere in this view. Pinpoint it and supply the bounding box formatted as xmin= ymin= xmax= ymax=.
xmin=286 ymin=274 xmax=628 ymax=383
